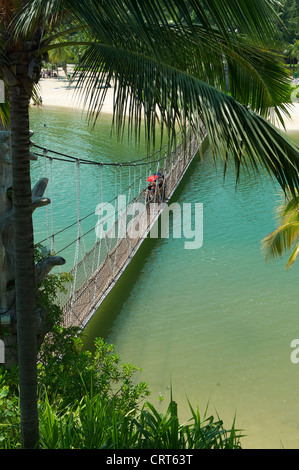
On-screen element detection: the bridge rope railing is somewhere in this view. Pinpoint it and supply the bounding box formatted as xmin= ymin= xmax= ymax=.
xmin=31 ymin=132 xmax=181 ymax=250
xmin=31 ymin=123 xmax=207 ymax=328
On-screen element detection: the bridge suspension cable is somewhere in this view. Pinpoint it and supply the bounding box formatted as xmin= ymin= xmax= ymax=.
xmin=30 ymin=132 xmax=178 ymax=167
xmin=32 ymin=125 xmax=207 ymax=328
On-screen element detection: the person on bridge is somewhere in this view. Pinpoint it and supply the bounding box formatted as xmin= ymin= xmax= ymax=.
xmin=158 ymin=175 xmax=165 ymax=202
xmin=146 ymin=182 xmax=156 ymax=202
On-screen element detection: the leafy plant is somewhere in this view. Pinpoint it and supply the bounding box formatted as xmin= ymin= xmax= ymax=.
xmin=261 ymin=189 xmax=299 ymax=269
xmin=36 ymin=393 xmax=243 ymax=449
xmin=0 ymin=368 xmax=21 ymax=449
xmin=0 ymin=347 xmax=243 ymax=449
xmin=37 ymin=333 xmax=150 ymax=413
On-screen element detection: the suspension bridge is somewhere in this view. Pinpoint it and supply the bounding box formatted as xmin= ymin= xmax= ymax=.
xmin=31 ymin=123 xmax=207 ymax=329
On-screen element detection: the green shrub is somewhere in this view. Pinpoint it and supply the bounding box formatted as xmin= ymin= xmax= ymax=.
xmin=0 ymin=368 xmax=21 ymax=449
xmin=37 ymin=331 xmax=150 ymax=413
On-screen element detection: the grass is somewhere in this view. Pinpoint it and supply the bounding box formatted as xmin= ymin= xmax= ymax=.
xmin=36 ymin=393 xmax=243 ymax=449
xmin=0 ymin=388 xmax=244 ymax=449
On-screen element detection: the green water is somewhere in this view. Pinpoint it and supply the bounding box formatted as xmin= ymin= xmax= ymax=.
xmin=30 ymin=107 xmax=299 ymax=449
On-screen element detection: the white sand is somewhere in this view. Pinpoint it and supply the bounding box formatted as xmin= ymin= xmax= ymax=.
xmin=34 ymin=73 xmax=115 ymax=115
xmin=35 ymin=71 xmax=299 ymax=132
xmin=276 ymin=103 xmax=299 ymax=132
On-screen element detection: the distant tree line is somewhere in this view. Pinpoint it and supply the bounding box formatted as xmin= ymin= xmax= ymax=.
xmin=273 ymin=0 xmax=299 ymax=75
xmin=273 ymin=0 xmax=299 ymax=44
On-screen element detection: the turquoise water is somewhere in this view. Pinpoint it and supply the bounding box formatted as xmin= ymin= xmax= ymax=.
xmin=30 ymin=107 xmax=299 ymax=449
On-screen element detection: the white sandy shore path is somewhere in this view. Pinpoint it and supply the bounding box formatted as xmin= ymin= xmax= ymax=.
xmin=35 ymin=73 xmax=115 ymax=115
xmin=276 ymin=104 xmax=299 ymax=132
xmin=35 ymin=72 xmax=299 ymax=132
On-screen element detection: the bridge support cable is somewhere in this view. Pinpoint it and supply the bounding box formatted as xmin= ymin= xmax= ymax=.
xmin=31 ymin=126 xmax=207 ymax=328
xmin=43 ymin=149 xmax=50 ymax=246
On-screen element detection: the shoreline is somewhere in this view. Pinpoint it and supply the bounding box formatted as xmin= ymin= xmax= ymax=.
xmin=33 ymin=74 xmax=115 ymax=115
xmin=35 ymin=73 xmax=299 ymax=132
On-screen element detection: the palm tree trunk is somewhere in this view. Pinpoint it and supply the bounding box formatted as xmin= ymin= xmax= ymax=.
xmin=9 ymin=85 xmax=39 ymax=449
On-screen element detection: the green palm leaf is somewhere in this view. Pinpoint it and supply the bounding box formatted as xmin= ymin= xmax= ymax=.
xmin=12 ymin=0 xmax=295 ymax=124
xmin=74 ymin=42 xmax=299 ymax=193
xmin=8 ymin=0 xmax=299 ymax=196
xmin=0 ymin=102 xmax=9 ymax=127
xmin=285 ymin=243 xmax=299 ymax=270
xmin=262 ymin=190 xmax=299 ymax=269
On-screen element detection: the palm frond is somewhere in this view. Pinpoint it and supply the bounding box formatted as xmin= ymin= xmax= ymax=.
xmin=67 ymin=0 xmax=283 ymax=48
xmin=285 ymin=243 xmax=299 ymax=270
xmin=262 ymin=221 xmax=299 ymax=260
xmin=12 ymin=0 xmax=72 ymax=39
xmin=224 ymin=41 xmax=293 ymax=123
xmin=11 ymin=0 xmax=293 ymax=125
xmin=261 ymin=188 xmax=299 ymax=269
xmin=0 ymin=101 xmax=10 ymax=127
xmin=8 ymin=0 xmax=299 ymax=195
xmin=186 ymin=0 xmax=281 ymax=46
xmin=278 ymin=193 xmax=299 ymax=220
xmin=14 ymin=0 xmax=284 ymax=55
xmin=74 ymin=41 xmax=299 ymax=194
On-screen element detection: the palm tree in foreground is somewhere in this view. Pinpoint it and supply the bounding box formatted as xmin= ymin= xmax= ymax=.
xmin=261 ymin=191 xmax=299 ymax=270
xmin=1 ymin=0 xmax=299 ymax=449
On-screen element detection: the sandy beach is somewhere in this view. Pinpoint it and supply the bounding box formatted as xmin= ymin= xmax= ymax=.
xmin=34 ymin=71 xmax=115 ymax=115
xmin=276 ymin=104 xmax=299 ymax=131
xmin=35 ymin=68 xmax=299 ymax=132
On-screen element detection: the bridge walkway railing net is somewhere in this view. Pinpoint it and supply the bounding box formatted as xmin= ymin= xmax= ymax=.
xmin=50 ymin=130 xmax=205 ymax=328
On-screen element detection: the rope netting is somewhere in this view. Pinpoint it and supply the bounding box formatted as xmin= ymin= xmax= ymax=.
xmin=31 ymin=124 xmax=207 ymax=328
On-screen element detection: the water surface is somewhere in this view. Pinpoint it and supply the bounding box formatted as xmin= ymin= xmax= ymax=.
xmin=30 ymin=107 xmax=299 ymax=449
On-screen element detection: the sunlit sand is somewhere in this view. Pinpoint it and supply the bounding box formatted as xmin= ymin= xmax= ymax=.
xmin=34 ymin=67 xmax=299 ymax=132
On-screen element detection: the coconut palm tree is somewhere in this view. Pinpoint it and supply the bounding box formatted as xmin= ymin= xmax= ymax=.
xmin=2 ymin=0 xmax=299 ymax=449
xmin=261 ymin=190 xmax=299 ymax=270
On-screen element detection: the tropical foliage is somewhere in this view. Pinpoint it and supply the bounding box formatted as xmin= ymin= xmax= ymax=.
xmin=261 ymin=190 xmax=299 ymax=270
xmin=272 ymin=0 xmax=299 ymax=45
xmin=0 ymin=358 xmax=243 ymax=449
xmin=272 ymin=0 xmax=299 ymax=77
xmin=1 ymin=0 xmax=299 ymax=448
xmin=11 ymin=0 xmax=299 ymax=192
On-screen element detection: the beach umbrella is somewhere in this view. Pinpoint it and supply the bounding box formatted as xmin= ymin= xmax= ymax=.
xmin=147 ymin=175 xmax=159 ymax=182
